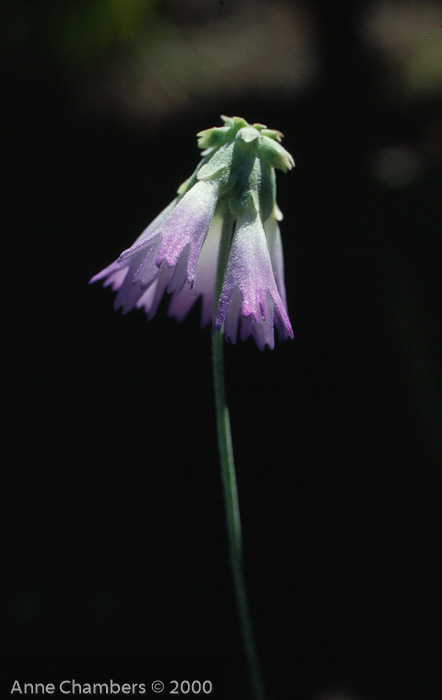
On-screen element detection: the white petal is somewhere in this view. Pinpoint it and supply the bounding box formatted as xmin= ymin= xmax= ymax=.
xmin=264 ymin=215 xmax=288 ymax=307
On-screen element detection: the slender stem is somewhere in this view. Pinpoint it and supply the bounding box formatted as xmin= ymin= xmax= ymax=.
xmin=211 ymin=214 xmax=266 ymax=700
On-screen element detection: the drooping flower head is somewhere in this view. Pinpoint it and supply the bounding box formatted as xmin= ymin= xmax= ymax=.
xmin=90 ymin=116 xmax=294 ymax=349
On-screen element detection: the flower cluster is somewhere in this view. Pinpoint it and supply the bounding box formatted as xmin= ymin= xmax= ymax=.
xmin=90 ymin=116 xmax=294 ymax=350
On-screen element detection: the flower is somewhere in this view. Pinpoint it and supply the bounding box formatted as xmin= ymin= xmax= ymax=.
xmin=90 ymin=116 xmax=294 ymax=350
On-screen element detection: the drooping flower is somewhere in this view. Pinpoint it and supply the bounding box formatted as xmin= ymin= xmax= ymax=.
xmin=90 ymin=116 xmax=294 ymax=349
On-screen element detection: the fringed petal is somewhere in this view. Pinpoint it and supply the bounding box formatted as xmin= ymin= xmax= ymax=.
xmin=167 ymin=245 xmax=190 ymax=295
xmin=240 ymin=291 xmax=275 ymax=350
xmin=168 ymin=214 xmax=223 ymax=327
xmin=90 ymin=261 xmax=127 ymax=291
xmin=89 ymin=199 xmax=178 ymax=313
xmin=215 ymin=209 xmax=293 ymax=349
xmin=223 ymin=287 xmax=242 ymax=344
xmin=167 ymin=283 xmax=199 ymax=322
xmin=155 ymin=179 xmax=220 ymax=285
xmin=104 ymin=266 xmax=128 ymax=291
xmin=117 ymin=198 xmax=179 ymax=264
xmin=135 ymin=266 xmax=173 ymax=320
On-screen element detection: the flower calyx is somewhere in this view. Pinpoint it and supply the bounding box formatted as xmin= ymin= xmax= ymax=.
xmin=192 ymin=115 xmax=294 ymax=220
xmin=197 ymin=115 xmax=294 ymax=173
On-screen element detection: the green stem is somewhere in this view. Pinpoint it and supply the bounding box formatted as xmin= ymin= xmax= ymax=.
xmin=211 ymin=214 xmax=266 ymax=700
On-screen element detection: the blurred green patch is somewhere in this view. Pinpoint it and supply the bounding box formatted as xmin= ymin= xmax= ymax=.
xmin=2 ymin=0 xmax=163 ymax=63
xmin=60 ymin=0 xmax=158 ymax=63
xmin=2 ymin=0 xmax=315 ymax=121
xmin=363 ymin=1 xmax=442 ymax=98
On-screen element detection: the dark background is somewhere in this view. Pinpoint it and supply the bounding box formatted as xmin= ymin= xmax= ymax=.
xmin=3 ymin=1 xmax=442 ymax=699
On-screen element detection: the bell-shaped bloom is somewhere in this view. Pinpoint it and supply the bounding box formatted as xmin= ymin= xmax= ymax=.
xmin=91 ymin=116 xmax=294 ymax=349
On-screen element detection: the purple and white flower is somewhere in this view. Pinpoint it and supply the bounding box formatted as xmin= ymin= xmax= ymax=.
xmin=91 ymin=116 xmax=294 ymax=350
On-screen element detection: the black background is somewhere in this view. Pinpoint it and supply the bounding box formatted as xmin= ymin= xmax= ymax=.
xmin=3 ymin=1 xmax=442 ymax=699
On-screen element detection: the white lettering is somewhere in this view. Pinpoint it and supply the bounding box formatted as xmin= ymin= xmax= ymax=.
xmin=10 ymin=684 xmax=55 ymax=696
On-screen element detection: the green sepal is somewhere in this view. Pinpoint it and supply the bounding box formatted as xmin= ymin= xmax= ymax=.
xmin=228 ymin=150 xmax=260 ymax=217
xmin=221 ymin=115 xmax=248 ymax=129
xmin=177 ymin=174 xmax=195 ymax=195
xmin=177 ymin=146 xmax=219 ymax=194
xmin=197 ymin=116 xmax=248 ymax=151
xmin=258 ymin=161 xmax=275 ymax=222
xmin=260 ymin=128 xmax=284 ymax=142
xmin=197 ymin=141 xmax=235 ymax=181
xmin=257 ymin=135 xmax=295 ymax=172
xmin=269 ymin=168 xmax=283 ymax=220
xmin=237 ymin=126 xmax=260 ymax=144
xmin=197 ymin=126 xmax=232 ymax=151
xmin=274 ymin=201 xmax=283 ymax=221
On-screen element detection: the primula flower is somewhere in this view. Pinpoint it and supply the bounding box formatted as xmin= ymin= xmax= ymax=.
xmin=90 ymin=116 xmax=294 ymax=350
